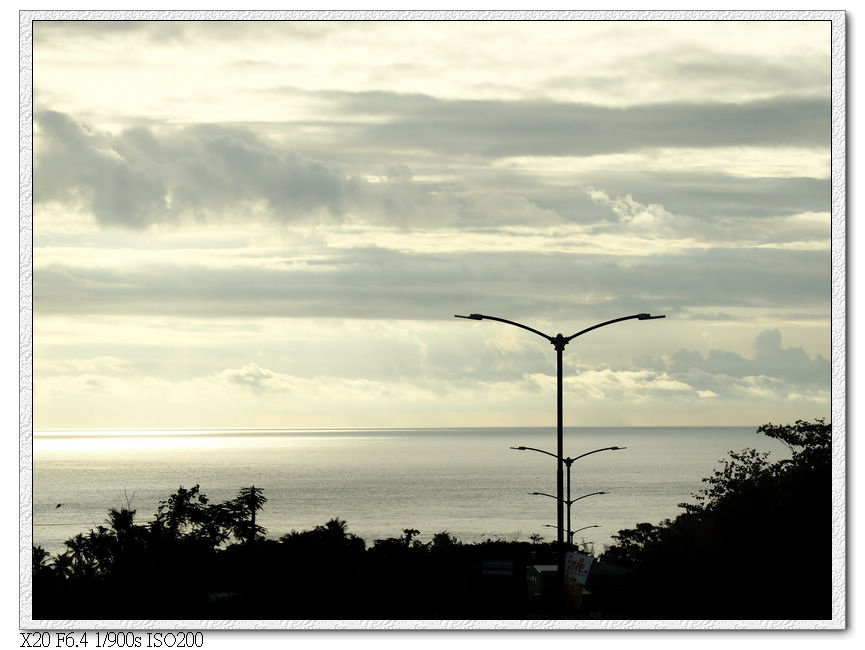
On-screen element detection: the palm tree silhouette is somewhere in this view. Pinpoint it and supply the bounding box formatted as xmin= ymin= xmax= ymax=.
xmin=64 ymin=533 xmax=93 ymax=578
xmin=32 ymin=545 xmax=51 ymax=577
xmin=402 ymin=528 xmax=420 ymax=547
xmin=51 ymin=552 xmax=74 ymax=579
xmin=231 ymin=486 xmax=267 ymax=545
xmin=320 ymin=518 xmax=348 ymax=538
xmin=107 ymin=508 xmax=137 ymax=544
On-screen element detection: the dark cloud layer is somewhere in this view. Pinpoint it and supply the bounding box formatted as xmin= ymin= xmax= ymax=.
xmin=35 ymin=108 xmax=829 ymax=233
xmin=325 ymin=91 xmax=829 ymax=158
xmin=34 ymin=244 xmax=830 ymax=323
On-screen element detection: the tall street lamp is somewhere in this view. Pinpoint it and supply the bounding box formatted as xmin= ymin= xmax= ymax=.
xmin=531 ymin=490 xmax=607 ymax=546
xmin=456 ymin=312 xmax=664 ymax=590
xmin=514 ymin=445 xmax=626 ymax=547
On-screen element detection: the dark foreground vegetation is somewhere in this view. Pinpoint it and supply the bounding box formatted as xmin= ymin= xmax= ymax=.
xmin=33 ymin=420 xmax=831 ymax=620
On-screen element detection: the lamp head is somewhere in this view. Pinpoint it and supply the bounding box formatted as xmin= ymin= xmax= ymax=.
xmin=454 ymin=313 xmax=485 ymax=320
xmin=637 ymin=313 xmax=666 ymax=320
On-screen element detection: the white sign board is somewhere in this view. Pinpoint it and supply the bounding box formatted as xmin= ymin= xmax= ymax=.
xmin=565 ymin=551 xmax=594 ymax=588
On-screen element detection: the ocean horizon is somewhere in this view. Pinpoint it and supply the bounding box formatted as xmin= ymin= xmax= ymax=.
xmin=32 ymin=425 xmax=792 ymax=556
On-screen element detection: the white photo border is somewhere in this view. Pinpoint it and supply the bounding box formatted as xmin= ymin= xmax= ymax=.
xmin=18 ymin=8 xmax=847 ymax=631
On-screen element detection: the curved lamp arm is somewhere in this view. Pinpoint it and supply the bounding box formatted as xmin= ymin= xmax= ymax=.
xmin=568 ymin=490 xmax=607 ymax=505
xmin=544 ymin=524 xmax=599 ymax=533
xmin=566 ymin=313 xmax=665 ymax=343
xmin=455 ymin=314 xmax=553 ymax=342
xmin=571 ymin=446 xmax=627 ymax=462
xmin=571 ymin=524 xmax=600 ymax=535
xmin=510 ymin=445 xmax=558 ymax=460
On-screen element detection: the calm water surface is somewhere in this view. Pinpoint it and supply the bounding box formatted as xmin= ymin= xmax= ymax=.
xmin=31 ymin=427 xmax=790 ymax=555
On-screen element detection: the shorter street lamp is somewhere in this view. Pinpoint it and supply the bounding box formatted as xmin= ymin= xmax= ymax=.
xmin=530 ymin=490 xmax=607 ymax=546
xmin=512 ymin=445 xmax=626 ymax=547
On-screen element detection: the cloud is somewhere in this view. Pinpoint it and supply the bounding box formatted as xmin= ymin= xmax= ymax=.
xmin=584 ymin=187 xmax=829 ymax=246
xmin=34 ymin=104 xmax=831 ymax=237
xmin=544 ymin=327 xmax=830 ymax=412
xmin=220 ymin=363 xmax=286 ymax=394
xmin=35 ymin=111 xmax=170 ymax=228
xmin=35 ymin=111 xmax=575 ymax=231
xmin=550 ymin=47 xmax=828 ymax=105
xmin=324 ymin=90 xmax=829 ymax=158
xmin=658 ymin=329 xmax=829 ymax=388
xmin=35 ymin=111 xmax=353 ymax=229
xmin=34 ymin=20 xmax=334 ymax=47
xmin=586 ymin=188 xmax=677 ymax=230
xmin=472 ymin=167 xmax=828 ymax=222
xmin=30 ymin=20 xmax=832 ymax=430
xmin=34 ymin=312 xmax=829 ymax=405
xmin=33 ymin=236 xmax=831 ymax=324
xmin=33 ymin=336 xmax=829 ymax=430
xmin=34 ymin=20 xmax=168 ymax=43
xmin=751 ymin=329 xmax=830 ymax=383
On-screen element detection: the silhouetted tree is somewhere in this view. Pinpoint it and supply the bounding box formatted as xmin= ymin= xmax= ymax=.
xmin=230 ymin=486 xmax=267 ymax=545
xmin=602 ymin=522 xmax=663 ymax=566
xmin=154 ymin=484 xmax=234 ymax=549
xmin=401 ymin=528 xmax=420 ymax=547
xmin=32 ymin=545 xmax=51 ymax=578
xmin=600 ymin=418 xmax=831 ymax=619
xmin=155 ymin=484 xmax=207 ymax=537
xmin=319 ymin=517 xmax=347 ymax=536
xmin=85 ymin=525 xmax=114 ymax=574
xmin=51 ymin=552 xmax=74 ymax=580
xmin=64 ymin=533 xmax=94 ymax=578
xmin=431 ymin=531 xmax=459 ymax=549
xmin=106 ymin=508 xmax=137 ymax=542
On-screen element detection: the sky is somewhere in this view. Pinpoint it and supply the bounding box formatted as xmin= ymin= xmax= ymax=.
xmin=30 ymin=18 xmax=834 ymax=429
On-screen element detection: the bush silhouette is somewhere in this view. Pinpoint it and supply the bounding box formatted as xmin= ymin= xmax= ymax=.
xmin=599 ymin=419 xmax=831 ymax=619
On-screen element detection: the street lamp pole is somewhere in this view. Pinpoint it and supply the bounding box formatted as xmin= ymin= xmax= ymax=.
xmin=457 ymin=311 xmax=663 ymax=597
xmin=555 ymin=336 xmax=565 ymax=568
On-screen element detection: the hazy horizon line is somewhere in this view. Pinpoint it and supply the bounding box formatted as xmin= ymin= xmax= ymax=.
xmin=33 ymin=423 xmax=763 ymax=436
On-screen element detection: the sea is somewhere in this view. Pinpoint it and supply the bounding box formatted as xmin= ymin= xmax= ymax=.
xmin=30 ymin=426 xmax=791 ymax=557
